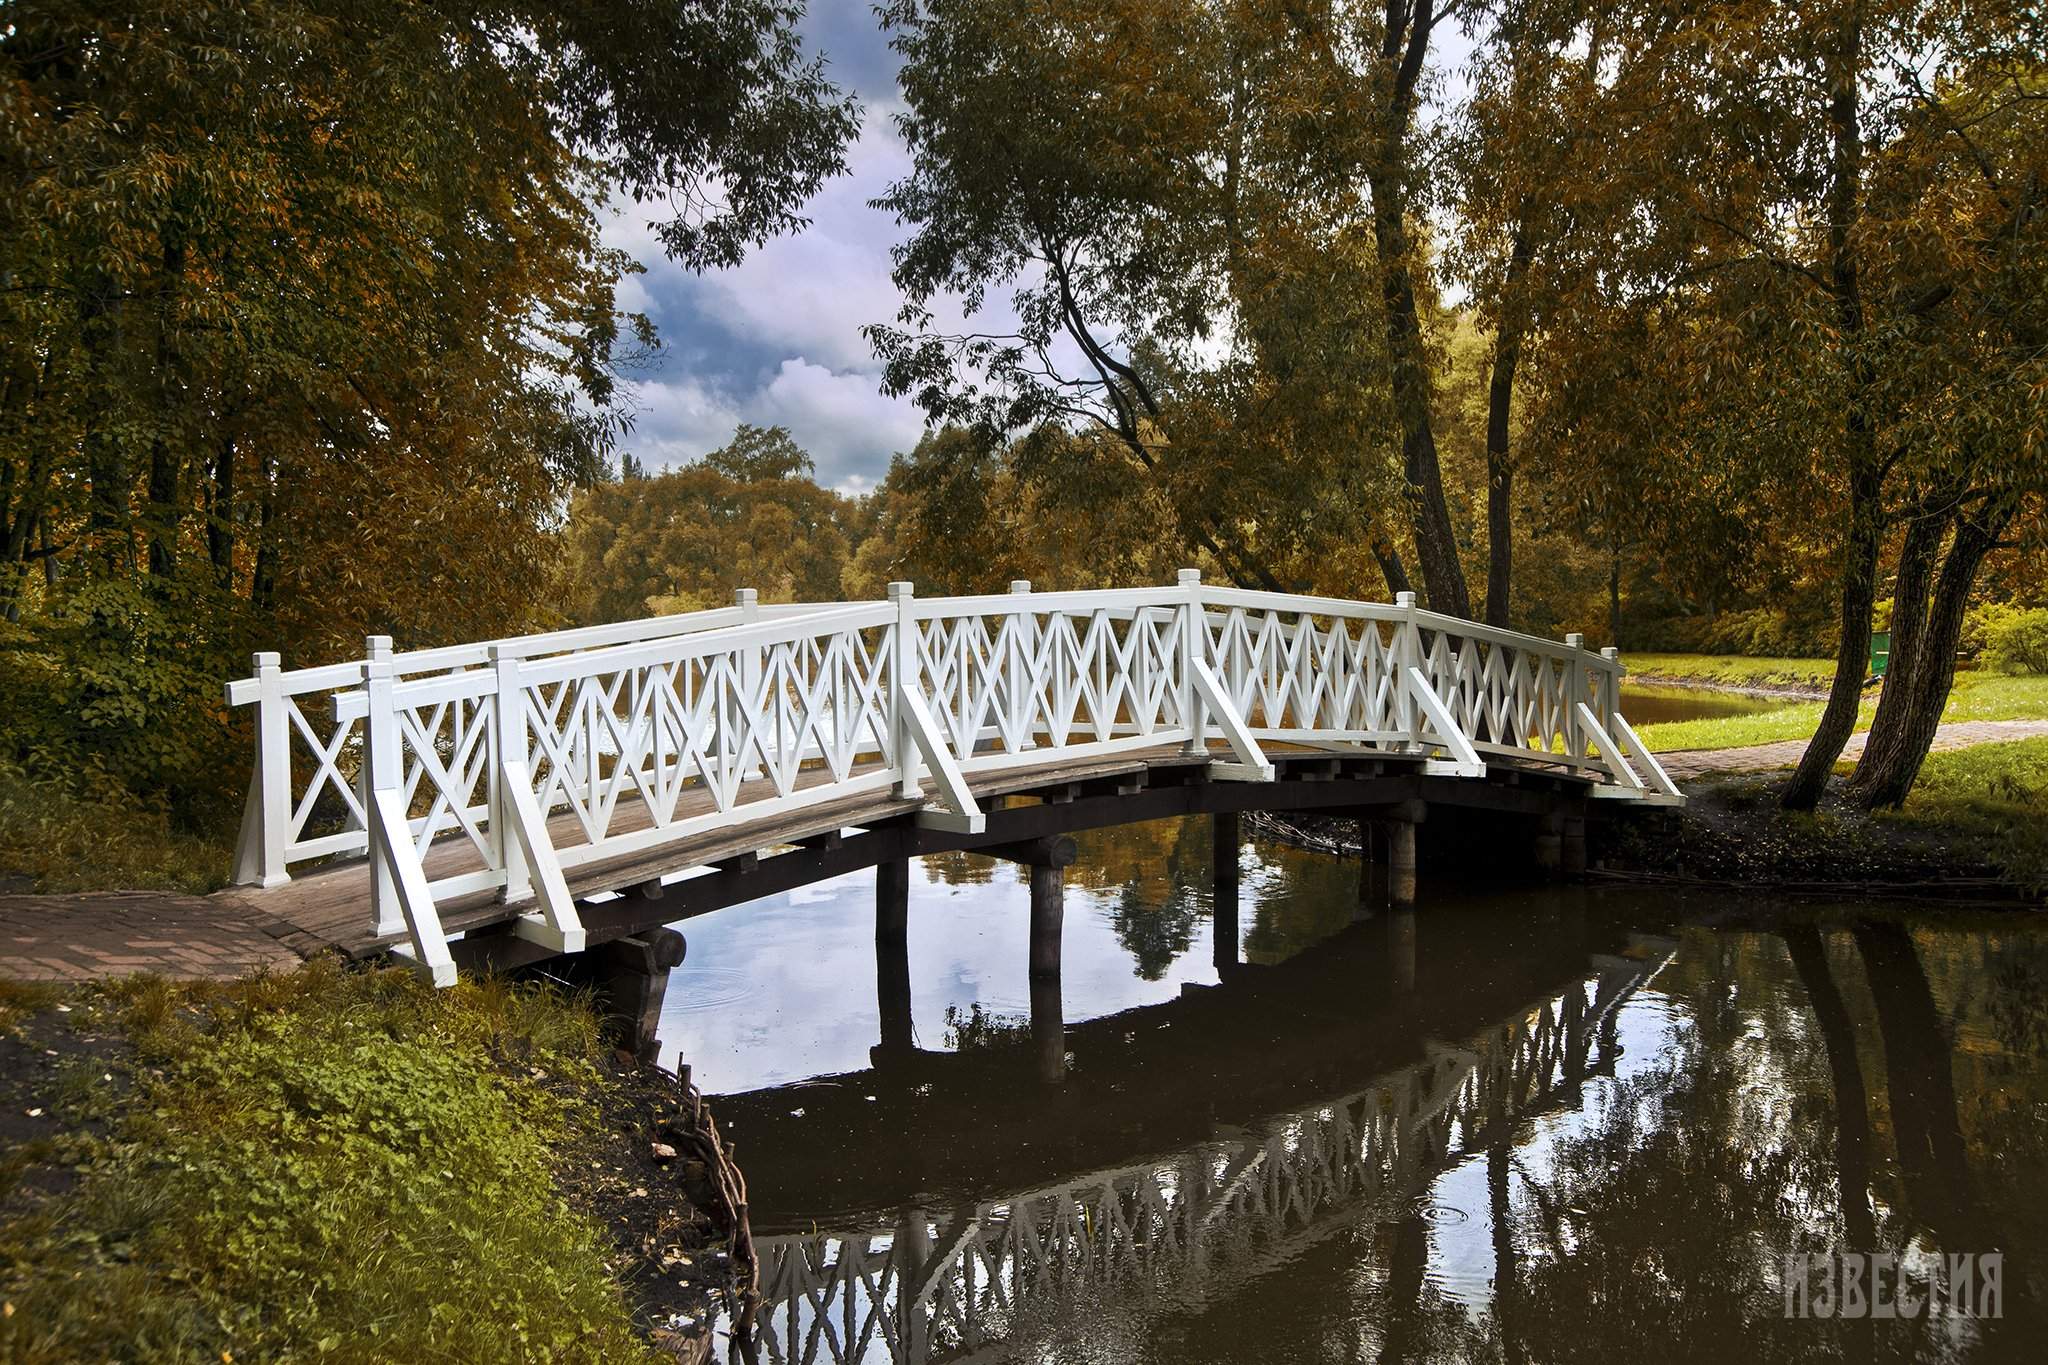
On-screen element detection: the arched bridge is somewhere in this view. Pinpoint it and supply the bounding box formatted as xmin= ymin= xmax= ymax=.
xmin=225 ymin=575 xmax=1680 ymax=984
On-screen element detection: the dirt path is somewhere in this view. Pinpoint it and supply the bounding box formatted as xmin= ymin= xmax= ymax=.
xmin=1659 ymin=718 xmax=2048 ymax=780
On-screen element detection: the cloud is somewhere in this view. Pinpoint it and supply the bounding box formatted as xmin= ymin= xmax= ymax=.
xmin=620 ymin=357 xmax=926 ymax=493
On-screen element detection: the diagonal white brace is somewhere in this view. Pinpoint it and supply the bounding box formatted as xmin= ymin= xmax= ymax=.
xmin=1190 ymin=658 xmax=1274 ymax=781
xmin=1575 ymin=702 xmax=1645 ymax=791
xmin=368 ymin=787 xmax=457 ymax=987
xmin=899 ymin=689 xmax=986 ymax=833
xmin=499 ymin=758 xmax=587 ymax=954
xmin=1608 ymin=711 xmax=1684 ymax=800
xmin=1405 ymin=666 xmax=1485 ymax=777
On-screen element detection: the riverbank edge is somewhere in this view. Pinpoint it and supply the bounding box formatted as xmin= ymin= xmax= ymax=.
xmin=0 ymin=966 xmax=750 ymax=1362
xmin=1248 ymin=770 xmax=2045 ymax=907
xmin=1627 ymin=671 xmax=1830 ymax=702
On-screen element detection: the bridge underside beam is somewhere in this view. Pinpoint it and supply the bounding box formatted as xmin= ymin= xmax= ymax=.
xmin=451 ymin=753 xmax=1607 ymax=976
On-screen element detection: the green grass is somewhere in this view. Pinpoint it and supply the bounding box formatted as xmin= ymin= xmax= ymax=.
xmin=1637 ymin=671 xmax=2048 ymax=753
xmin=1623 ymin=652 xmax=1836 ymax=690
xmin=0 ymin=961 xmax=662 ymax=1365
xmin=0 ymin=763 xmax=229 ymax=895
xmin=1883 ymin=737 xmax=2048 ymax=890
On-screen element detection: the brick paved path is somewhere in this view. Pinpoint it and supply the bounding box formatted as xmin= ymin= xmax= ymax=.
xmin=0 ymin=891 xmax=306 ymax=982
xmin=1659 ymin=718 xmax=2048 ymax=780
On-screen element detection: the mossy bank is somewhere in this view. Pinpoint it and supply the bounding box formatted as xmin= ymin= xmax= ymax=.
xmin=0 ymin=962 xmax=740 ymax=1363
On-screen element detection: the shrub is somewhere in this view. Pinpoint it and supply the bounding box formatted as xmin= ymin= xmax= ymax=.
xmin=1981 ymin=608 xmax=2048 ymax=675
xmin=0 ymin=964 xmax=656 ymax=1364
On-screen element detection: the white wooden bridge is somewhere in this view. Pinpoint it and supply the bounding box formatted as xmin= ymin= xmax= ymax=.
xmin=226 ymin=575 xmax=1679 ymax=983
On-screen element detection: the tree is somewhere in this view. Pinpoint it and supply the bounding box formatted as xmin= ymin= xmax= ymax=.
xmin=562 ymin=429 xmax=857 ymax=622
xmin=868 ymin=0 xmax=1418 ymax=600
xmin=0 ymin=0 xmax=856 ymax=815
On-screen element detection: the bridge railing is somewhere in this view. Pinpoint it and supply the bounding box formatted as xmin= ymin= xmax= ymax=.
xmin=227 ymin=573 xmax=1679 ymax=983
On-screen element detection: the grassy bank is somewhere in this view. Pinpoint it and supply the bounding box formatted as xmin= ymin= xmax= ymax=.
xmin=0 ymin=963 xmax=714 ymax=1363
xmin=1637 ymin=672 xmax=2048 ymax=753
xmin=1623 ymin=653 xmax=1835 ymax=692
xmin=1881 ymin=737 xmax=2048 ymax=891
xmin=1601 ymin=736 xmax=2048 ymax=898
xmin=0 ymin=763 xmax=227 ymax=895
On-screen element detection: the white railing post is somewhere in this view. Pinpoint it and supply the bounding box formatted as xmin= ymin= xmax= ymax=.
xmin=889 ymin=581 xmax=922 ymax=798
xmin=1600 ymin=646 xmax=1623 ymax=738
xmin=362 ymin=635 xmax=402 ymax=936
xmin=1564 ymin=633 xmax=1586 ymax=766
xmin=232 ymin=650 xmax=291 ymax=887
xmin=1179 ymin=568 xmax=1206 ymax=755
xmin=1010 ymin=580 xmax=1035 ymax=750
xmin=490 ymin=645 xmax=530 ymax=903
xmin=734 ymin=588 xmax=762 ymax=781
xmin=1394 ymin=591 xmax=1421 ymax=748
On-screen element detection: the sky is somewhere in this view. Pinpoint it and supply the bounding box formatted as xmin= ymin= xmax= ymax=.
xmin=602 ymin=8 xmax=1481 ymax=496
xmin=601 ymin=7 xmax=920 ymax=495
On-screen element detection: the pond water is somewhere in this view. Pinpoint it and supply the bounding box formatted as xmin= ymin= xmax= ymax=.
xmin=656 ymin=817 xmax=2047 ymax=1363
xmin=1618 ymin=680 xmax=1795 ymax=726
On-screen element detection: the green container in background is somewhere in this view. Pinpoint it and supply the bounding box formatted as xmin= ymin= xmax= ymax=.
xmin=1870 ymin=629 xmax=1891 ymax=679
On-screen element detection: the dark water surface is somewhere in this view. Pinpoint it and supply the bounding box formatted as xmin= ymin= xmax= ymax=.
xmin=1618 ymin=681 xmax=1794 ymax=726
xmin=656 ymin=817 xmax=2047 ymax=1363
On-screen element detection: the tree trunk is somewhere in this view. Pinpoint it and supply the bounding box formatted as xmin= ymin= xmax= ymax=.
xmin=1848 ymin=501 xmax=1948 ymax=797
xmin=1371 ymin=533 xmax=1414 ymax=600
xmin=1781 ymin=462 xmax=1883 ymax=809
xmin=1608 ymin=548 xmax=1623 ymax=648
xmin=1371 ymin=181 xmax=1471 ymax=619
xmin=1364 ymin=0 xmax=1470 ymax=621
xmin=1483 ymin=224 xmax=1534 ymax=630
xmin=1849 ymin=503 xmax=2007 ymax=807
xmin=1782 ymin=18 xmax=1874 ymax=811
xmin=208 ymin=424 xmax=238 ymax=589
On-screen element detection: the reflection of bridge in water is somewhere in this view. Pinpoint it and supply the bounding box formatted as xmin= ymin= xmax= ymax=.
xmin=751 ymin=939 xmax=1673 ymax=1365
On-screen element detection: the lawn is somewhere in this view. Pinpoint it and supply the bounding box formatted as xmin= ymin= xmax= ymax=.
xmin=1636 ymin=671 xmax=2048 ymax=753
xmin=1883 ymin=736 xmax=2048 ymax=891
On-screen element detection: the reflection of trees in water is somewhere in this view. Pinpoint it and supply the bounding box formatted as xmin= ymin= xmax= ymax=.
xmin=1241 ymin=836 xmax=1357 ymax=964
xmin=1097 ymin=819 xmax=1206 ymax=980
xmin=941 ymin=1001 xmax=1033 ymax=1054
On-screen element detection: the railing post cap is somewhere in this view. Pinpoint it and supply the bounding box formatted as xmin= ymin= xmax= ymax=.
xmin=886 ymin=581 xmax=915 ymax=600
xmin=252 ymin=650 xmax=281 ymax=670
xmin=1395 ymin=591 xmax=1417 ymax=608
xmin=1010 ymin=579 xmax=1032 ymax=593
xmin=1178 ymin=568 xmax=1202 ymax=586
xmin=1565 ymin=632 xmax=1584 ymax=648
xmin=733 ymin=587 xmax=758 ymax=607
xmin=365 ymin=634 xmax=393 ymax=659
xmin=1601 ymin=645 xmax=1619 ymax=659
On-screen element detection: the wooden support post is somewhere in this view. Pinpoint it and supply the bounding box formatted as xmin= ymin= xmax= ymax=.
xmin=1355 ymin=816 xmax=1378 ymax=920
xmin=1534 ymin=811 xmax=1564 ymax=877
xmin=1386 ymin=799 xmax=1423 ymax=907
xmin=1212 ymin=811 xmax=1240 ymax=970
xmin=876 ymin=859 xmax=913 ymax=1059
xmin=591 ymin=929 xmax=687 ymax=1058
xmin=1031 ymin=973 xmax=1066 ymax=1084
xmin=1562 ymin=814 xmax=1587 ymax=876
xmin=1028 ymin=862 xmax=1064 ymax=981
